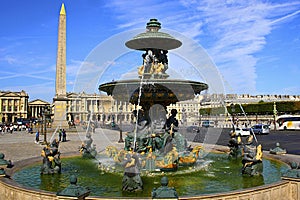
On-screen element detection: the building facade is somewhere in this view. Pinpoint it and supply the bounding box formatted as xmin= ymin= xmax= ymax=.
xmin=28 ymin=99 xmax=51 ymax=120
xmin=0 ymin=90 xmax=29 ymax=123
xmin=1 ymin=89 xmax=299 ymax=126
xmin=66 ymin=92 xmax=135 ymax=124
xmin=167 ymin=93 xmax=300 ymax=126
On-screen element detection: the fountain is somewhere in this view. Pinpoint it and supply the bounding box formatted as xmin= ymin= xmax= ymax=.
xmin=99 ymin=19 xmax=207 ymax=173
xmin=97 ymin=19 xmax=210 ymax=193
xmin=99 ymin=19 xmax=208 ymax=162
xmin=6 ymin=19 xmax=293 ymax=199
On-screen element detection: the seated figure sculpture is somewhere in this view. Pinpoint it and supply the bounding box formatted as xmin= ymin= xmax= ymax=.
xmin=152 ymin=176 xmax=178 ymax=199
xmin=164 ymin=109 xmax=179 ymax=133
xmin=122 ymin=150 xmax=143 ymax=192
xmin=57 ymin=175 xmax=90 ymax=198
xmin=282 ymin=162 xmax=300 ymax=178
xmin=162 ymin=109 xmax=180 ymax=154
xmin=41 ymin=139 xmax=61 ymax=174
xmin=113 ymin=107 xmax=199 ymax=173
xmin=228 ymin=128 xmax=242 ymax=159
xmin=125 ymin=110 xmax=151 ymax=152
xmin=242 ymin=135 xmax=263 ymax=176
xmin=79 ymin=132 xmax=97 ymax=158
xmin=0 ymin=153 xmax=13 ymax=177
xmin=138 ymin=49 xmax=169 ymax=79
xmin=269 ymin=142 xmax=287 ymax=155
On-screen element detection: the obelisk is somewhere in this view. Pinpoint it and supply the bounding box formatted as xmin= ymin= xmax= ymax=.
xmin=52 ymin=3 xmax=69 ymax=129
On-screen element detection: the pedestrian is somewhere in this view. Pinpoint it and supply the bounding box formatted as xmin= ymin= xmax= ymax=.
xmin=62 ymin=129 xmax=66 ymax=142
xmin=9 ymin=125 xmax=13 ymax=134
xmin=35 ymin=131 xmax=39 ymax=144
xmin=58 ymin=129 xmax=62 ymax=141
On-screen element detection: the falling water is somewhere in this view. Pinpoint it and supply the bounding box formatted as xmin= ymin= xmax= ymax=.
xmin=49 ymin=126 xmax=60 ymax=143
xmin=228 ymin=101 xmax=258 ymax=144
xmin=133 ymin=66 xmax=146 ymax=151
xmin=237 ymin=103 xmax=258 ymax=143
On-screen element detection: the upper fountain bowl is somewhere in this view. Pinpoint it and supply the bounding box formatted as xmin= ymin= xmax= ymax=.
xmin=125 ymin=19 xmax=182 ymax=51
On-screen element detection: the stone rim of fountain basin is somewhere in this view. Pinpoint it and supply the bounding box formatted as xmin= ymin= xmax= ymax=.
xmin=1 ymin=145 xmax=298 ymax=200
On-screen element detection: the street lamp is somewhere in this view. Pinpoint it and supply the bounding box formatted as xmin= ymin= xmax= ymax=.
xmin=230 ymin=103 xmax=235 ymax=127
xmin=42 ymin=105 xmax=49 ymax=144
xmin=182 ymin=108 xmax=186 ymax=126
xmin=273 ymin=102 xmax=277 ymax=131
xmin=118 ymin=106 xmax=124 ymax=143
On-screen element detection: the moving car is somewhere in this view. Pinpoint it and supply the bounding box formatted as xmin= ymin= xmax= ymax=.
xmin=230 ymin=127 xmax=251 ymax=136
xmin=251 ymin=124 xmax=270 ymax=135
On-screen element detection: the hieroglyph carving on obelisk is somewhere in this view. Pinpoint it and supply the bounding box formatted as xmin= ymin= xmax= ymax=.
xmin=55 ymin=3 xmax=66 ymax=98
xmin=52 ymin=3 xmax=69 ymax=129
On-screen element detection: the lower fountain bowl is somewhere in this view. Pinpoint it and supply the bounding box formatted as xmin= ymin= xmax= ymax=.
xmin=7 ymin=150 xmax=289 ymax=199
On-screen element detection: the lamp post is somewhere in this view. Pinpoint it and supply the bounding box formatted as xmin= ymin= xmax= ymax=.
xmin=182 ymin=108 xmax=186 ymax=126
xmin=42 ymin=105 xmax=48 ymax=144
xmin=198 ymin=111 xmax=201 ymax=127
xmin=118 ymin=106 xmax=124 ymax=143
xmin=273 ymin=102 xmax=277 ymax=131
xmin=230 ymin=103 xmax=235 ymax=128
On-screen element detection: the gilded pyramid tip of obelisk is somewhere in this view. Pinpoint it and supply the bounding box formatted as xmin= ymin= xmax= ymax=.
xmin=60 ymin=3 xmax=66 ymax=15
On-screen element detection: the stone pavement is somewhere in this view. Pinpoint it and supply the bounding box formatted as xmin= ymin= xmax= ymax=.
xmin=0 ymin=128 xmax=124 ymax=162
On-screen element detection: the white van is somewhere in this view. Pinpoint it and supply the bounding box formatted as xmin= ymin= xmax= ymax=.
xmin=251 ymin=124 xmax=270 ymax=134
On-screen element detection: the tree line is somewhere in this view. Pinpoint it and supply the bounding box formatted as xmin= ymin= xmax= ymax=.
xmin=199 ymin=101 xmax=300 ymax=115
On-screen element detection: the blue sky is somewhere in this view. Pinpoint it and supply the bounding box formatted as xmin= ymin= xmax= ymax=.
xmin=1 ymin=0 xmax=300 ymax=103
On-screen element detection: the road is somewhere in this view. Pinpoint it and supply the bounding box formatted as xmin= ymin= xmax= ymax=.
xmin=182 ymin=127 xmax=300 ymax=155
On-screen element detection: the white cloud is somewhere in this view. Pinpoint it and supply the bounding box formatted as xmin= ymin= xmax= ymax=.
xmin=105 ymin=0 xmax=300 ymax=94
xmin=1 ymin=82 xmax=55 ymax=102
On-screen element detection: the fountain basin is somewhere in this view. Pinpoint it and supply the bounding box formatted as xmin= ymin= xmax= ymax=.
xmin=9 ymin=150 xmax=289 ymax=198
xmin=1 ymin=148 xmax=300 ymax=199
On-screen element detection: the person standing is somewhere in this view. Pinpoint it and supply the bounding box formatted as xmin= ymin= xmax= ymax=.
xmin=62 ymin=129 xmax=66 ymax=142
xmin=58 ymin=129 xmax=62 ymax=142
xmin=35 ymin=131 xmax=39 ymax=144
xmin=9 ymin=124 xmax=13 ymax=134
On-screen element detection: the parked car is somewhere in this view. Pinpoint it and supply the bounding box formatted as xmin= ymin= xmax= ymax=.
xmin=251 ymin=124 xmax=270 ymax=135
xmin=231 ymin=127 xmax=251 ymax=136
xmin=202 ymin=120 xmax=215 ymax=128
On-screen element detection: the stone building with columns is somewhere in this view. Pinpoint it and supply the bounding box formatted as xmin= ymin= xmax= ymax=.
xmin=28 ymin=99 xmax=51 ymax=120
xmin=66 ymin=92 xmax=135 ymax=124
xmin=0 ymin=90 xmax=29 ymax=123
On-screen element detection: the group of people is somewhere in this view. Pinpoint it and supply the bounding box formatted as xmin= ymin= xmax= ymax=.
xmin=58 ymin=129 xmax=67 ymax=142
xmin=34 ymin=128 xmax=67 ymax=144
xmin=0 ymin=124 xmax=27 ymax=134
